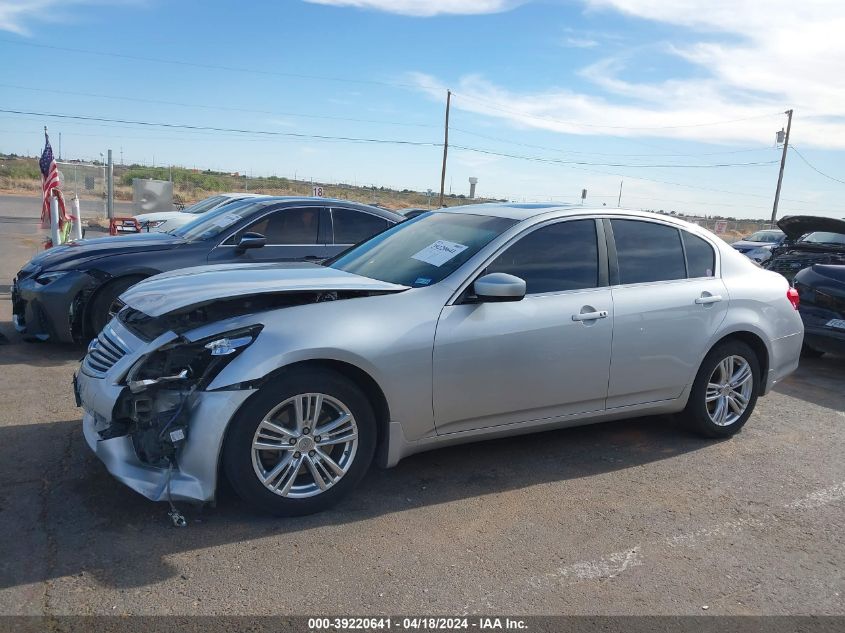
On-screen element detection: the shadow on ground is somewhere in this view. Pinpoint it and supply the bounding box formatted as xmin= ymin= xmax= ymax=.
xmin=0 ymin=411 xmax=712 ymax=592
xmin=774 ymin=353 xmax=845 ymax=410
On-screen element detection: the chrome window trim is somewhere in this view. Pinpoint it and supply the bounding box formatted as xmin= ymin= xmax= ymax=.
xmin=604 ymin=215 xmax=721 ymax=288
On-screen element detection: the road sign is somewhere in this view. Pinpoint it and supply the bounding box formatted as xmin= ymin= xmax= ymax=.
xmin=312 ymin=186 xmax=324 ymax=197
xmin=714 ymin=220 xmax=728 ymax=234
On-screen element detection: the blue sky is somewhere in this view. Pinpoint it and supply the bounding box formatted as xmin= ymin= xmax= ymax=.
xmin=1 ymin=0 xmax=843 ymax=219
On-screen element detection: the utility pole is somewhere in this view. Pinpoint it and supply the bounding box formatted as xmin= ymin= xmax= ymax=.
xmin=771 ymin=109 xmax=793 ymax=227
xmin=617 ymin=180 xmax=623 ymax=207
xmin=438 ymin=89 xmax=451 ymax=207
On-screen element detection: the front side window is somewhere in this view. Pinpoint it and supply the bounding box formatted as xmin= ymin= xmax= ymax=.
xmin=329 ymin=212 xmax=516 ymax=287
xmin=486 ymin=219 xmax=599 ymax=294
xmin=611 ymin=219 xmax=686 ymax=284
xmin=682 ymin=231 xmax=716 ymax=278
xmin=332 ymin=208 xmax=389 ymax=244
xmin=227 ymin=207 xmax=320 ymax=245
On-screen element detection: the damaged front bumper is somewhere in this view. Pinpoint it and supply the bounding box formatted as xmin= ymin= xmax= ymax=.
xmin=76 ymin=318 xmax=256 ymax=504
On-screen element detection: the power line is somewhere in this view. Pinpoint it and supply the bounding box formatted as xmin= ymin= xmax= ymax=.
xmin=451 ymin=91 xmax=783 ymax=131
xmin=791 ymin=146 xmax=845 ymax=185
xmin=450 ymin=144 xmax=779 ymax=169
xmin=0 ymin=108 xmax=441 ymax=147
xmin=1 ymin=108 xmax=779 ymax=169
xmin=450 ymin=125 xmax=776 ymax=158
xmin=0 ymin=38 xmax=418 ymax=90
xmin=0 ymin=83 xmax=438 ymax=129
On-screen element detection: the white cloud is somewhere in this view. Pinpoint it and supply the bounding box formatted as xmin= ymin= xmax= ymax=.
xmin=303 ymin=0 xmax=524 ymax=17
xmin=0 ymin=0 xmax=138 ymax=35
xmin=562 ymin=36 xmax=598 ymax=48
xmin=409 ymin=0 xmax=845 ymax=149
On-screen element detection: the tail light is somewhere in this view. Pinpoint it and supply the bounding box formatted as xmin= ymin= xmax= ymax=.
xmin=787 ymin=287 xmax=800 ymax=310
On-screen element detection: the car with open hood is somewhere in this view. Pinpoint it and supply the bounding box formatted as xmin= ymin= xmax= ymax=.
xmin=74 ymin=203 xmax=804 ymax=517
xmin=11 ymin=197 xmax=402 ymax=343
xmin=793 ymin=264 xmax=845 ymax=357
xmin=764 ymin=215 xmax=845 ymax=281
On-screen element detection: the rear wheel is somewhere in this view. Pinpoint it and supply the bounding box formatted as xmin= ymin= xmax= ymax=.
xmin=88 ymin=276 xmax=145 ymax=334
xmin=223 ymin=369 xmax=376 ymax=516
xmin=683 ymin=340 xmax=760 ymax=438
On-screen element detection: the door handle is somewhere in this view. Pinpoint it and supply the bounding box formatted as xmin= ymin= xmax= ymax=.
xmin=695 ymin=295 xmax=723 ymax=305
xmin=572 ymin=310 xmax=609 ymax=322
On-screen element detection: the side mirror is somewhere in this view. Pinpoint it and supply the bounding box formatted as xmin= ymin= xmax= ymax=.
xmin=473 ymin=272 xmax=526 ymax=302
xmin=236 ymin=232 xmax=266 ymax=252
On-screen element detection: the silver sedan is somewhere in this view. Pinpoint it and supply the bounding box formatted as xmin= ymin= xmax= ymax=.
xmin=75 ymin=204 xmax=804 ymax=516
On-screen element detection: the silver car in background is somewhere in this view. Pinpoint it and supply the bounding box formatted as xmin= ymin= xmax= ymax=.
xmin=75 ymin=204 xmax=804 ymax=516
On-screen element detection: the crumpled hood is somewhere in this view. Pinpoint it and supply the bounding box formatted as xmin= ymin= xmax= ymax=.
xmin=28 ymin=232 xmax=186 ymax=271
xmin=120 ymin=262 xmax=410 ymax=317
xmin=777 ymin=215 xmax=845 ymax=241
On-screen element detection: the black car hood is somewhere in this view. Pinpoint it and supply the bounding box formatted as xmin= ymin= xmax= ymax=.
xmin=27 ymin=233 xmax=187 ymax=272
xmin=776 ymin=215 xmax=845 ymax=242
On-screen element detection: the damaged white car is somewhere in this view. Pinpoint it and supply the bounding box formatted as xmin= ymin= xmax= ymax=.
xmin=75 ymin=204 xmax=803 ymax=516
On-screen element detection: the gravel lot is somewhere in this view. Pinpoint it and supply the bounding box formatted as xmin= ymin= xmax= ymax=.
xmin=0 ymin=195 xmax=843 ymax=617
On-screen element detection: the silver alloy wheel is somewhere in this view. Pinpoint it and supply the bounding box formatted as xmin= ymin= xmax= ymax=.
xmin=705 ymin=355 xmax=754 ymax=427
xmin=251 ymin=393 xmax=359 ymax=498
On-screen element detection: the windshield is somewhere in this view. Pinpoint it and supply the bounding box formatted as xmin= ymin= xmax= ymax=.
xmin=799 ymin=231 xmax=845 ymax=245
xmin=182 ymin=195 xmax=229 ymax=215
xmin=330 ymin=212 xmax=516 ymax=287
xmin=170 ymin=199 xmax=268 ymax=241
xmin=746 ymin=231 xmax=782 ymax=242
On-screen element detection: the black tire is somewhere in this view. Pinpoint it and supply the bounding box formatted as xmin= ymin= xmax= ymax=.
xmin=88 ymin=276 xmax=145 ymax=334
xmin=223 ymin=368 xmax=376 ymax=516
xmin=800 ymin=343 xmax=825 ymax=359
xmin=683 ymin=340 xmax=760 ymax=438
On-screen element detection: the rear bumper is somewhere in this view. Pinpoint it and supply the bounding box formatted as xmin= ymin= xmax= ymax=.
xmin=804 ymin=326 xmax=845 ymax=355
xmin=12 ymin=270 xmax=99 ymax=343
xmin=763 ymin=331 xmax=803 ymax=394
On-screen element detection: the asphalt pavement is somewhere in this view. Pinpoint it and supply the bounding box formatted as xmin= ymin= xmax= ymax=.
xmin=0 ymin=193 xmax=843 ymax=617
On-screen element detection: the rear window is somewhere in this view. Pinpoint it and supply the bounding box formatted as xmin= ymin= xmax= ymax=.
xmin=611 ymin=219 xmax=686 ymax=284
xmin=682 ymin=231 xmax=715 ymax=278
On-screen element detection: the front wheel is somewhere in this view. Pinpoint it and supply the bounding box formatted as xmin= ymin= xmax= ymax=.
xmin=683 ymin=341 xmax=760 ymax=438
xmin=223 ymin=369 xmax=376 ymax=516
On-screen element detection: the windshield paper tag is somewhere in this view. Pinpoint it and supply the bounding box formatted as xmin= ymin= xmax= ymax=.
xmin=411 ymin=240 xmax=468 ymax=267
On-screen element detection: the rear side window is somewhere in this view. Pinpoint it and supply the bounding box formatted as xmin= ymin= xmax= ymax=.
xmin=611 ymin=219 xmax=686 ymax=284
xmin=332 ymin=208 xmax=390 ymax=244
xmin=486 ymin=219 xmax=599 ymax=294
xmin=682 ymin=231 xmax=715 ymax=278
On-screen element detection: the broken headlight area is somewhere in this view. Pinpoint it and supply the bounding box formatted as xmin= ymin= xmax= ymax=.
xmin=108 ymin=325 xmax=262 ymax=467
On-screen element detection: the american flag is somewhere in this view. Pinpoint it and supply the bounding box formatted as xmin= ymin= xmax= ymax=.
xmin=39 ymin=130 xmax=70 ymax=230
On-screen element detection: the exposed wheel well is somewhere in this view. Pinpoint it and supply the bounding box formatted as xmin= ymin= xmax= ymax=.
xmin=709 ymin=331 xmax=770 ymax=386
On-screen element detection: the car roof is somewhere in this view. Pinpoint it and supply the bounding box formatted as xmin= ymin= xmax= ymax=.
xmin=434 ymin=202 xmax=687 ymax=223
xmin=232 ymin=196 xmax=405 ymax=221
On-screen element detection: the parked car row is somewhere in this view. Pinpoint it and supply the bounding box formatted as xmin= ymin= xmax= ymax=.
xmin=12 ymin=197 xmax=404 ymax=342
xmin=731 ymin=215 xmax=845 ymax=357
xmin=52 ymin=202 xmax=803 ymax=516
